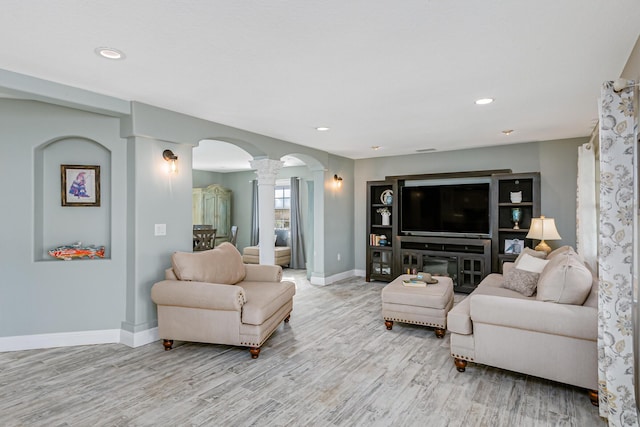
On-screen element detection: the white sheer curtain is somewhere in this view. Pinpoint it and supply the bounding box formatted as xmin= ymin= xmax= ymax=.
xmin=597 ymin=80 xmax=638 ymax=425
xmin=576 ymin=141 xmax=597 ymax=271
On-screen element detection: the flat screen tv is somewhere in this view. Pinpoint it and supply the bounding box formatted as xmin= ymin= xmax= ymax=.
xmin=400 ymin=183 xmax=490 ymax=237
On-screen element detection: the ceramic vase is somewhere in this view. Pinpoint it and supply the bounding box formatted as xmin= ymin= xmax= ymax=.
xmin=511 ymin=208 xmax=522 ymax=229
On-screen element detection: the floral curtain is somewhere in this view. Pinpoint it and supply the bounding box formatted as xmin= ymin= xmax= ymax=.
xmin=597 ymin=80 xmax=638 ymax=425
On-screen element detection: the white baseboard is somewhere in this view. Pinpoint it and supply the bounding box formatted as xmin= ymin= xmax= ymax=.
xmin=354 ymin=269 xmax=366 ymax=277
xmin=0 ymin=327 xmax=159 ymax=352
xmin=310 ymin=269 xmax=358 ymax=286
xmin=120 ymin=327 xmax=159 ymax=348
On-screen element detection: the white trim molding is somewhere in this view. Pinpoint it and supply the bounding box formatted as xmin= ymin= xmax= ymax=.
xmin=310 ymin=269 xmax=359 ymax=286
xmin=0 ymin=327 xmax=159 ymax=352
xmin=120 ymin=327 xmax=159 ymax=348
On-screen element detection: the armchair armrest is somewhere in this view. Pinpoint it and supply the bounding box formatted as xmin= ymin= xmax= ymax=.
xmin=470 ymin=295 xmax=597 ymax=340
xmin=243 ymin=264 xmax=283 ymax=282
xmin=151 ymin=280 xmax=245 ymax=311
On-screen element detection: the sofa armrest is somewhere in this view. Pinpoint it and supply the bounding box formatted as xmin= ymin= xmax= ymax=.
xmin=470 ymin=294 xmax=597 ymax=340
xmin=151 ymin=280 xmax=245 ymax=311
xmin=243 ymin=264 xmax=283 ymax=282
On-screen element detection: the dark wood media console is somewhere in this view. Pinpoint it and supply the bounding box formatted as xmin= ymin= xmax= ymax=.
xmin=398 ymin=236 xmax=491 ymax=294
xmin=365 ymin=170 xmax=541 ymax=293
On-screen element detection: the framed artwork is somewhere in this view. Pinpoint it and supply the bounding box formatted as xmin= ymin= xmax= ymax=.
xmin=504 ymin=238 xmax=524 ymax=254
xmin=61 ymin=165 xmax=100 ymax=207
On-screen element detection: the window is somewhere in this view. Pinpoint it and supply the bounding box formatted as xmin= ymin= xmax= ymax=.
xmin=274 ymin=185 xmax=291 ymax=229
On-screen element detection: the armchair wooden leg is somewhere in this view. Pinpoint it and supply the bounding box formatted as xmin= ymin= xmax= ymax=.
xmin=249 ymin=347 xmax=261 ymax=359
xmin=284 ymin=314 xmax=291 ymax=323
xmin=454 ymin=358 xmax=467 ymax=372
xmin=385 ymin=320 xmax=393 ymax=330
xmin=163 ymin=339 xmax=173 ymax=351
xmin=435 ymin=328 xmax=446 ymax=338
xmin=589 ymin=389 xmax=599 ymax=406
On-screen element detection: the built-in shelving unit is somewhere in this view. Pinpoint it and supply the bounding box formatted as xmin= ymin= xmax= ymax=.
xmin=365 ymin=170 xmax=541 ymax=293
xmin=366 ymin=180 xmax=394 ymax=281
xmin=490 ymin=172 xmax=541 ymax=272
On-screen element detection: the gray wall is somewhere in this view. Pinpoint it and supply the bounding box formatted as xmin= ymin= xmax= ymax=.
xmin=0 ymin=100 xmax=128 ymax=335
xmin=353 ymin=137 xmax=587 ymax=271
xmin=193 ymin=170 xmax=223 ymax=188
xmin=324 ymin=155 xmax=356 ymax=276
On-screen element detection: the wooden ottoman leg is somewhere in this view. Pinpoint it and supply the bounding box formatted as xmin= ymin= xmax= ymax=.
xmin=284 ymin=314 xmax=291 ymax=323
xmin=434 ymin=328 xmax=446 ymax=338
xmin=385 ymin=320 xmax=393 ymax=330
xmin=454 ymin=358 xmax=467 ymax=372
xmin=589 ymin=389 xmax=599 ymax=406
xmin=163 ymin=339 xmax=173 ymax=351
xmin=249 ymin=347 xmax=261 ymax=359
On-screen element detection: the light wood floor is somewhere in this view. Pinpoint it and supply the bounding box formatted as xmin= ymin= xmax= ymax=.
xmin=0 ymin=270 xmax=604 ymax=426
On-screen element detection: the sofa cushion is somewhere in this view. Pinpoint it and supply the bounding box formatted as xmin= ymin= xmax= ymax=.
xmin=448 ymin=274 xmax=532 ymax=335
xmin=240 ymin=281 xmax=296 ymax=325
xmin=514 ymin=247 xmax=547 ymax=265
xmin=536 ymin=250 xmax=592 ymax=305
xmin=171 ymin=242 xmax=246 ymax=285
xmin=502 ymin=268 xmax=540 ymax=297
xmin=502 ymin=254 xmax=549 ymax=297
xmin=546 ymin=245 xmax=574 ymax=260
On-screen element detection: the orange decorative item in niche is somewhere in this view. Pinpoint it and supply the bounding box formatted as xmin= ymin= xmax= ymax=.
xmin=48 ymin=242 xmax=105 ymax=260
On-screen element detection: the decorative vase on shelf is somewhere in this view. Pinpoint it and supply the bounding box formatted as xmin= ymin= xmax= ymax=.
xmin=380 ymin=189 xmax=393 ymax=205
xmin=511 ymin=208 xmax=522 ymax=230
xmin=377 ymin=207 xmax=391 ymax=226
xmin=510 ymin=191 xmax=522 ymax=203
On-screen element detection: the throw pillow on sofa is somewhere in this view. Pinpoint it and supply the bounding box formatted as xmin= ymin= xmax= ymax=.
xmin=514 ymin=247 xmax=547 ymax=266
xmin=536 ymin=250 xmax=592 ymax=305
xmin=171 ymin=242 xmax=247 ymax=285
xmin=502 ymin=254 xmax=549 ymax=297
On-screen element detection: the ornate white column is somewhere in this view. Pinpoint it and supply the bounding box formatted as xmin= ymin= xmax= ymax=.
xmin=250 ymin=158 xmax=284 ymax=265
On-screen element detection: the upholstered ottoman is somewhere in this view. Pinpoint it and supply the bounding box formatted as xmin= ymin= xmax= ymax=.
xmin=242 ymin=245 xmax=291 ymax=267
xmin=381 ymin=274 xmax=454 ymax=338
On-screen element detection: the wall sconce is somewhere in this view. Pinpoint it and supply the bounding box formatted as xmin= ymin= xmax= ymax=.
xmin=526 ymin=215 xmax=561 ymax=254
xmin=163 ymin=149 xmax=178 ymax=174
xmin=333 ymin=174 xmax=343 ymax=188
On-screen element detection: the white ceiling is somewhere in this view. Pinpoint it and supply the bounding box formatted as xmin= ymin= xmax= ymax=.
xmin=1 ymin=1 xmax=639 ymax=171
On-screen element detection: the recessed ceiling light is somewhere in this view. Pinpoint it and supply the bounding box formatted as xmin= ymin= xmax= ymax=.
xmin=95 ymin=47 xmax=125 ymax=60
xmin=371 ymin=146 xmax=381 ymax=151
xmin=502 ymin=129 xmax=514 ymax=135
xmin=475 ymin=98 xmax=494 ymax=105
xmin=315 ymin=127 xmax=330 ymax=131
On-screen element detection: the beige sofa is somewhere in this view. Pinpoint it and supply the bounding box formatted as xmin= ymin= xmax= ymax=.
xmin=447 ymin=246 xmax=598 ymax=404
xmin=151 ymin=243 xmax=296 ymax=358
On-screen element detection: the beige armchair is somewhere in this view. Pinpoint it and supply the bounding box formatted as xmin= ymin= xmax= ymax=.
xmin=151 ymin=242 xmax=295 ymax=358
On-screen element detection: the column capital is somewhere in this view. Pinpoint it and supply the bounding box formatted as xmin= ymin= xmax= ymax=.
xmin=250 ymin=159 xmax=284 ymax=185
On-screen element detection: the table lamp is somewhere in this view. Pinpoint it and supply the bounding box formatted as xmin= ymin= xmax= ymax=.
xmin=526 ymin=216 xmax=561 ymax=254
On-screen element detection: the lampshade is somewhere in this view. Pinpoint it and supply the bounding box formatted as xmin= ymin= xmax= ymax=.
xmin=526 ymin=216 xmax=561 ymax=240
xmin=526 ymin=216 xmax=561 ymax=253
